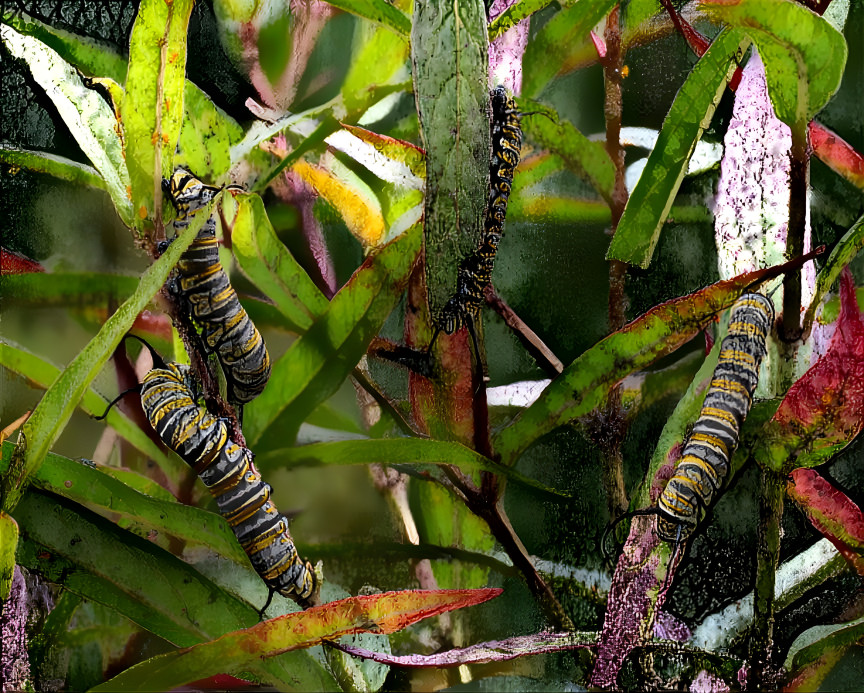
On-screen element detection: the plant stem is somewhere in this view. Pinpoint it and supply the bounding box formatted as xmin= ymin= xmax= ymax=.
xmin=782 ymin=125 xmax=809 ymax=342
xmin=597 ymin=4 xmax=629 ymax=519
xmin=748 ymin=467 xmax=784 ymax=691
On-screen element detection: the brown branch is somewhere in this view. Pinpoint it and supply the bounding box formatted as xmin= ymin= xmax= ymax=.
xmin=485 ymin=285 xmax=564 ymax=377
xmin=782 ymin=128 xmax=809 ymax=342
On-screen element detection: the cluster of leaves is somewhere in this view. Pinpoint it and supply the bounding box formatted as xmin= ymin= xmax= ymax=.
xmin=1 ymin=0 xmax=863 ymax=690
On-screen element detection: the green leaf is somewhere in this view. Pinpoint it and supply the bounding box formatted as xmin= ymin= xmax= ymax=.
xmin=121 ymin=0 xmax=194 ymax=229
xmin=0 ymin=442 xmax=243 ymax=564
xmin=0 ymin=511 xmax=17 ymax=601
xmin=1 ymin=200 xmax=210 ymax=513
xmin=0 ymin=272 xmax=137 ymax=308
xmin=606 ymin=29 xmax=749 ymax=269
xmin=92 ymin=588 xmax=501 ymax=692
xmin=488 ymin=0 xmax=554 ymax=41
xmin=805 ymin=212 xmax=864 ymax=326
xmin=231 ymin=193 xmax=329 ymax=332
xmin=244 ymin=224 xmax=423 ymax=447
xmin=257 ymin=439 xmax=573 ymax=498
xmin=521 ymin=0 xmax=616 ymax=99
xmin=412 ymin=0 xmax=490 ymax=316
xmin=785 ymin=614 xmax=864 ymax=678
xmin=341 ymin=18 xmax=410 ymax=112
xmin=324 ymin=0 xmax=411 ymax=36
xmin=176 ymin=83 xmax=242 ymax=182
xmin=702 ymin=0 xmax=848 ymax=126
xmin=2 ymin=8 xmax=128 ymax=82
xmin=520 ymin=102 xmax=616 ymax=204
xmin=0 ymin=341 xmax=186 ymax=487
xmin=0 ymin=24 xmax=133 ymax=227
xmin=0 ymin=146 xmax=106 ymax=191
xmin=491 ymin=264 xmax=786 ymax=467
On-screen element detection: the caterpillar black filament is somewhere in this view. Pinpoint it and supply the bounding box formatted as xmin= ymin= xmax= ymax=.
xmin=164 ymin=169 xmax=271 ymax=404
xmin=656 ymin=293 xmax=774 ymax=542
xmin=436 ymin=85 xmax=522 ymax=337
xmin=140 ymin=362 xmax=318 ymax=607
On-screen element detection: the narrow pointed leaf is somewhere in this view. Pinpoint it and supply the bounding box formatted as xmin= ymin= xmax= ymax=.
xmin=755 ymin=270 xmax=864 ymax=473
xmin=0 ymin=25 xmax=132 ymax=226
xmin=521 ymin=103 xmax=615 ymax=203
xmin=606 ymin=28 xmax=748 ymax=269
xmin=810 ymin=122 xmax=864 ymax=192
xmin=1 ymin=272 xmax=138 ymax=306
xmin=231 ymin=193 xmax=328 ymax=332
xmin=702 ymin=0 xmax=847 ymax=126
xmin=323 ymin=0 xmax=411 ymax=35
xmin=1 ymin=202 xmax=210 ymax=513
xmin=489 ymin=0 xmax=555 ymax=42
xmin=244 ymin=224 xmax=422 ymax=447
xmin=121 ymin=0 xmax=194 ymax=227
xmin=0 ymin=146 xmax=105 ymax=190
xmin=335 ymin=630 xmax=597 ymax=667
xmin=257 ymin=439 xmax=573 ymax=498
xmin=176 ymin=83 xmax=242 ymax=181
xmin=785 ymin=614 xmax=864 ymax=684
xmin=805 ymin=213 xmax=864 ymax=326
xmin=521 ymin=0 xmax=616 ymax=98
xmin=93 ymin=588 xmax=501 ymax=692
xmin=787 ymin=468 xmax=864 ymax=575
xmin=0 ymin=341 xmax=184 ymax=483
xmin=492 ymin=258 xmax=809 ymax=466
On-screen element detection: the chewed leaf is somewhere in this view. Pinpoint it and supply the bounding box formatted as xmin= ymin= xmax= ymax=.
xmin=787 ymin=469 xmax=864 ymax=575
xmin=93 ymin=589 xmax=501 ymax=692
xmin=755 ymin=269 xmax=864 ymax=473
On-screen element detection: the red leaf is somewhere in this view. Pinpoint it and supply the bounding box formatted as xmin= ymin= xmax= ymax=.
xmin=788 ymin=468 xmax=864 ymax=575
xmin=1 ymin=247 xmax=45 ymax=274
xmin=756 ymin=269 xmax=864 ymax=471
xmin=810 ymin=122 xmax=864 ymax=191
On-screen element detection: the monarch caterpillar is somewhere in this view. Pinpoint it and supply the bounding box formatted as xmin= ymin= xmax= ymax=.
xmin=656 ymin=292 xmax=775 ymax=542
xmin=139 ymin=359 xmax=319 ymax=608
xmin=435 ymin=85 xmax=522 ymax=339
xmin=164 ymin=169 xmax=271 ymax=404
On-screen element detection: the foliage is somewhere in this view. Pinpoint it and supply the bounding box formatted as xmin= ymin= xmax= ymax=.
xmin=1 ymin=0 xmax=863 ymax=690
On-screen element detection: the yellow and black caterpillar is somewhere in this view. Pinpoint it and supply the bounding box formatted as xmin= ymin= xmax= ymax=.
xmin=656 ymin=293 xmax=774 ymax=542
xmin=164 ymin=169 xmax=270 ymax=404
xmin=437 ymin=86 xmax=522 ymax=336
xmin=140 ymin=361 xmax=318 ymax=607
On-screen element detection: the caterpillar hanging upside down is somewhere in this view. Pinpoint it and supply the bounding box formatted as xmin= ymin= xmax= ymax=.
xmin=433 ymin=86 xmax=522 ymax=348
xmin=163 ymin=169 xmax=271 ymax=405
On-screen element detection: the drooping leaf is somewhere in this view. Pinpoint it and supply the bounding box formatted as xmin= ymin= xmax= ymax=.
xmin=244 ymin=223 xmax=422 ymax=448
xmin=702 ymin=0 xmax=847 ymax=127
xmin=1 ymin=200 xmax=211 ymax=513
xmin=0 ymin=146 xmax=106 ymax=191
xmin=0 ymin=442 xmax=242 ymax=564
xmin=492 ymin=259 xmax=802 ymax=467
xmin=521 ymin=0 xmax=616 ymax=98
xmin=0 ymin=24 xmax=133 ymax=227
xmin=293 ymin=159 xmax=386 ymax=248
xmin=231 ymin=193 xmax=328 ymax=333
xmin=785 ymin=614 xmax=864 ymax=688
xmin=412 ymin=0 xmax=489 ymax=316
xmin=2 ymin=8 xmax=128 ymax=82
xmin=11 ymin=490 xmax=334 ymax=689
xmin=121 ymin=0 xmax=194 ymax=229
xmin=520 ymin=102 xmax=615 ymax=204
xmin=92 ymin=588 xmax=502 ymax=692
xmin=787 ymin=468 xmax=864 ymax=575
xmin=0 ymin=341 xmax=185 ymax=486
xmin=754 ymin=269 xmax=864 ymax=473
xmin=605 ymin=28 xmax=749 ymax=269
xmin=810 ymin=122 xmax=864 ymax=192
xmin=336 ymin=124 xmax=426 ymax=186
xmin=323 ymin=0 xmax=411 ymax=36
xmin=334 ymin=630 xmax=597 ymax=667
